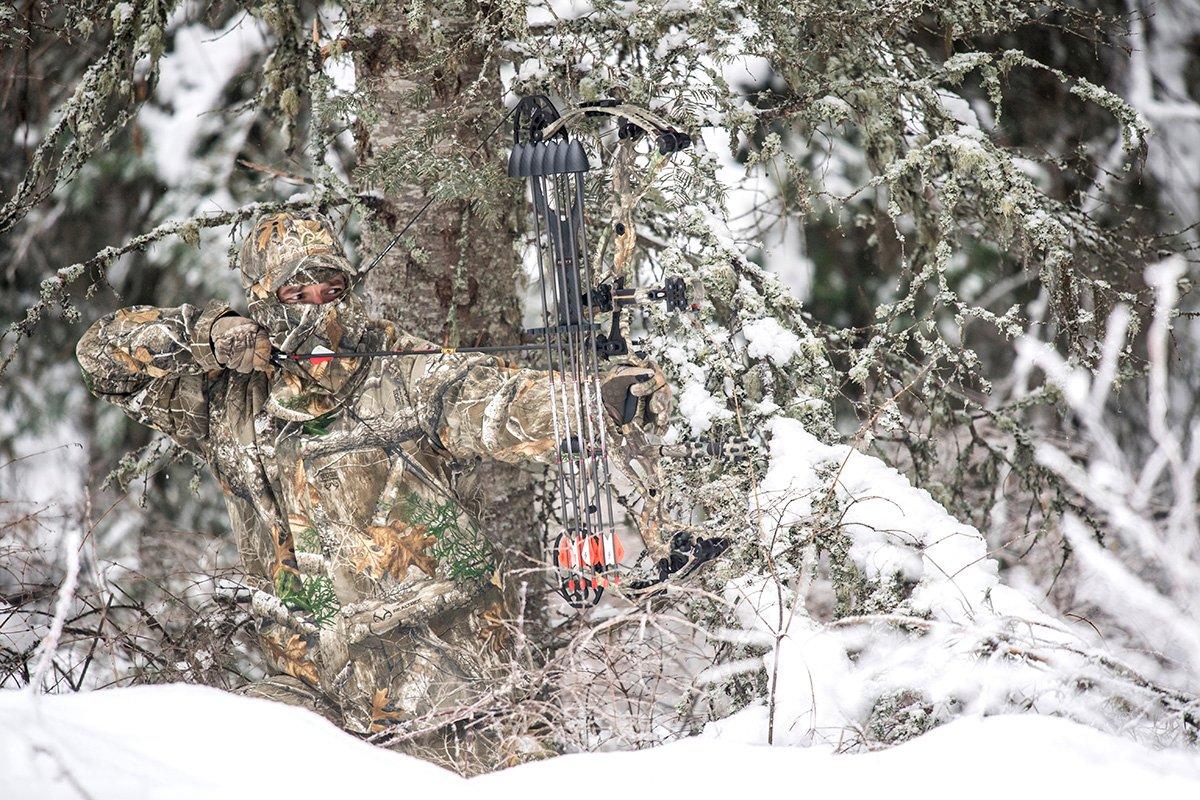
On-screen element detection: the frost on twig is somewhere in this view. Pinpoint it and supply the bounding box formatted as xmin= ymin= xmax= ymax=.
xmin=1017 ymin=257 xmax=1200 ymax=695
xmin=27 ymin=521 xmax=83 ymax=695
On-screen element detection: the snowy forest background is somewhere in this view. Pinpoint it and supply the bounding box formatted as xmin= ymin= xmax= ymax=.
xmin=2 ymin=0 xmax=1200 ymax=789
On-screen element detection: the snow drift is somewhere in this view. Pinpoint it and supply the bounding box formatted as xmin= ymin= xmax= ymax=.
xmin=1 ymin=684 xmax=1198 ymax=800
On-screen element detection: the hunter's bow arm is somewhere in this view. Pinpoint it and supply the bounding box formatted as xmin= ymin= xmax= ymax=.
xmin=76 ymin=300 xmax=235 ymax=454
xmin=433 ymin=358 xmax=596 ymax=466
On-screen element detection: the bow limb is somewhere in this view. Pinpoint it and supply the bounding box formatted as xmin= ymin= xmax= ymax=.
xmin=610 ymin=144 xmax=639 ymax=282
xmin=539 ymin=103 xmax=689 ymax=145
xmin=625 ymin=440 xmax=670 ymax=560
xmin=602 ymin=121 xmax=682 ymax=562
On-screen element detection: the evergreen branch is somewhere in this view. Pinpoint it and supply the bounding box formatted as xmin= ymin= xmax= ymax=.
xmin=0 ymin=0 xmax=179 ymax=237
xmin=0 ymin=196 xmax=349 ymax=379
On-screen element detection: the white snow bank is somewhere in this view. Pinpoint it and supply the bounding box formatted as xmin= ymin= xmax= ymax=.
xmin=757 ymin=417 xmax=1050 ymax=624
xmin=1 ymin=684 xmax=1197 ymax=799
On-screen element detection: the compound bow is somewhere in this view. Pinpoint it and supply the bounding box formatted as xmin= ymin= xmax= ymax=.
xmin=281 ymin=94 xmax=741 ymax=608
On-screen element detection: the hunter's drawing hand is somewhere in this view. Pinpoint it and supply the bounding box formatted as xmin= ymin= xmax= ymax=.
xmin=211 ymin=316 xmax=273 ymax=373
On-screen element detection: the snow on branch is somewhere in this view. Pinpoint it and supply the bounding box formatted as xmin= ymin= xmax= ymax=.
xmin=1016 ymin=257 xmax=1200 ymax=694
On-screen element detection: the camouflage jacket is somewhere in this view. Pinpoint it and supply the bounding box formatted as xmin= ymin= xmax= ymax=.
xmin=77 ymin=302 xmax=575 ymax=737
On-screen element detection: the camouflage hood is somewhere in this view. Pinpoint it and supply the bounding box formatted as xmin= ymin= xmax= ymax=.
xmin=238 ymin=212 xmax=368 ymax=356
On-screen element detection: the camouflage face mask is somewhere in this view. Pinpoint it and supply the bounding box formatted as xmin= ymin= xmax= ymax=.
xmin=247 ymin=256 xmax=366 ymax=355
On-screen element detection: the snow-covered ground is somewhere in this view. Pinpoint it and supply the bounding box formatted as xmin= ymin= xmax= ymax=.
xmin=1 ymin=684 xmax=1197 ymax=799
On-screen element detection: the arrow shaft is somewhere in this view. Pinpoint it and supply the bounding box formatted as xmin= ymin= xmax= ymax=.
xmin=281 ymin=343 xmax=549 ymax=361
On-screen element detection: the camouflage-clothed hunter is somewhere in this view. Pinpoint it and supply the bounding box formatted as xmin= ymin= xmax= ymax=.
xmin=77 ymin=212 xmax=662 ymax=767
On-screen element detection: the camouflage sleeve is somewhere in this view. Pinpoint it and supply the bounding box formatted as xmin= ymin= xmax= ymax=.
xmin=423 ymin=355 xmax=585 ymax=465
xmin=76 ymin=301 xmax=232 ymax=454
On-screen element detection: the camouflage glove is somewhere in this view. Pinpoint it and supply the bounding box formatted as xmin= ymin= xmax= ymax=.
xmin=601 ymin=365 xmax=671 ymax=432
xmin=210 ymin=315 xmax=272 ymax=373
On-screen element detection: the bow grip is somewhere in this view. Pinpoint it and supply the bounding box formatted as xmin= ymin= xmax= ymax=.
xmin=622 ymin=387 xmax=640 ymax=426
xmin=602 ymin=370 xmax=653 ymax=425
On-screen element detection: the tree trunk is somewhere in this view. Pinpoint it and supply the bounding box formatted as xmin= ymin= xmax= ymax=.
xmin=350 ymin=3 xmax=542 ymax=622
